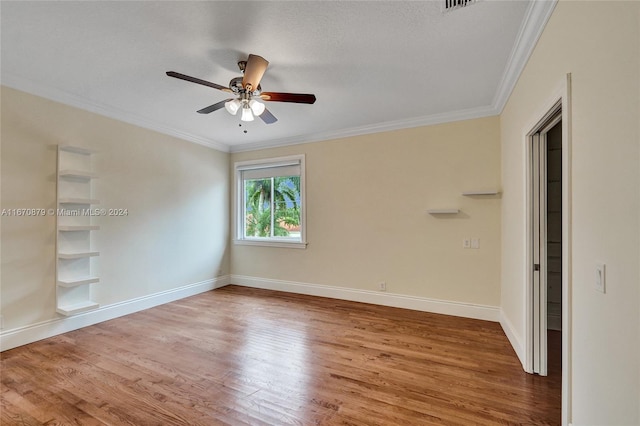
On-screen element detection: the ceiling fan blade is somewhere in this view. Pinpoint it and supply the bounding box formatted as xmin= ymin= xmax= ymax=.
xmin=259 ymin=108 xmax=278 ymax=124
xmin=197 ymin=99 xmax=232 ymax=114
xmin=260 ymin=92 xmax=316 ymax=104
xmin=242 ymin=54 xmax=269 ymax=91
xmin=166 ymin=71 xmax=232 ymax=93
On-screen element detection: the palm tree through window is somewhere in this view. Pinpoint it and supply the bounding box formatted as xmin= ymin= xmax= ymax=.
xmin=235 ymin=155 xmax=305 ymax=247
xmin=244 ymin=175 xmax=300 ymax=239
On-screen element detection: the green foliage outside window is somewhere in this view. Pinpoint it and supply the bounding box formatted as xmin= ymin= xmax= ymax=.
xmin=244 ymin=176 xmax=301 ymax=238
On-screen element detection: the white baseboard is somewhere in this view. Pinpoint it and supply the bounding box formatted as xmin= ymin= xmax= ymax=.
xmin=230 ymin=275 xmax=500 ymax=322
xmin=1 ymin=275 xmax=507 ymax=354
xmin=499 ymin=310 xmax=526 ymax=368
xmin=0 ymin=275 xmax=230 ymax=351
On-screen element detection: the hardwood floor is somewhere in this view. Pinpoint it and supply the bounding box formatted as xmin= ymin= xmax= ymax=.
xmin=1 ymin=286 xmax=561 ymax=425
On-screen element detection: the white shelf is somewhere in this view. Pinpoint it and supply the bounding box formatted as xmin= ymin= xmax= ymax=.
xmin=58 ymin=251 xmax=100 ymax=260
xmin=56 ymin=301 xmax=100 ymax=316
xmin=426 ymin=209 xmax=460 ymax=214
xmin=57 ymin=277 xmax=100 ymax=288
xmin=462 ymin=189 xmax=501 ymax=196
xmin=56 ymin=144 xmax=100 ymax=316
xmin=59 ymin=145 xmax=96 ymax=155
xmin=59 ymin=198 xmax=100 ymax=205
xmin=59 ymin=169 xmax=98 ymax=179
xmin=58 ymin=225 xmax=100 ymax=231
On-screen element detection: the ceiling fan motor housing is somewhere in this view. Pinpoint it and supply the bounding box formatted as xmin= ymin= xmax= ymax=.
xmin=229 ymin=76 xmax=261 ymax=96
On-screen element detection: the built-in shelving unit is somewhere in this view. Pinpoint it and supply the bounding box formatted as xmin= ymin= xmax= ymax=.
xmin=426 ymin=209 xmax=460 ymax=215
xmin=56 ymin=145 xmax=100 ymax=316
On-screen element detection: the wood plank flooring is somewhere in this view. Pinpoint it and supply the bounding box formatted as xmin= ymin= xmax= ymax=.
xmin=1 ymin=285 xmax=561 ymax=425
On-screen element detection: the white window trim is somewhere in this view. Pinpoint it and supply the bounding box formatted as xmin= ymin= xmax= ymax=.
xmin=233 ymin=154 xmax=307 ymax=249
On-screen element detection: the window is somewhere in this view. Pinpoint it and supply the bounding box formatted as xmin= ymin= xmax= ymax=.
xmin=234 ymin=155 xmax=306 ymax=248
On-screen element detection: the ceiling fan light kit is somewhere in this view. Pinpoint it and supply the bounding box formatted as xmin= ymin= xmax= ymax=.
xmin=167 ymin=54 xmax=316 ymax=125
xmin=224 ymin=99 xmax=241 ymax=115
xmin=224 ymin=97 xmax=264 ymax=122
xmin=241 ymin=105 xmax=255 ymax=122
xmin=249 ymin=99 xmax=265 ymax=116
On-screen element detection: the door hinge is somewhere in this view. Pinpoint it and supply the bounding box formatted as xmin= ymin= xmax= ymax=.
xmin=534 ymin=264 xmax=540 ymax=271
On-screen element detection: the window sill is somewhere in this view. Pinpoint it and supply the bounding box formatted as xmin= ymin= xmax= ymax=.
xmin=234 ymin=239 xmax=308 ymax=249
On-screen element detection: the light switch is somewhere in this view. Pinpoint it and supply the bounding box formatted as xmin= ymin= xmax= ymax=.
xmin=595 ymin=263 xmax=606 ymax=293
xmin=471 ymin=238 xmax=480 ymax=249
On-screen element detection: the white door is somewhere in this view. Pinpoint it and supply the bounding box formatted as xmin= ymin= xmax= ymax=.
xmin=531 ymin=112 xmax=562 ymax=376
xmin=531 ymin=132 xmax=548 ymax=376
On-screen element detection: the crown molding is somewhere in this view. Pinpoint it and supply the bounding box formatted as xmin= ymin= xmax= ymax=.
xmin=2 ymin=0 xmax=555 ymax=154
xmin=231 ymin=0 xmax=558 ymax=153
xmin=4 ymin=71 xmax=496 ymax=153
xmin=1 ymin=74 xmax=231 ymax=153
xmin=491 ymin=0 xmax=557 ymax=113
xmin=229 ymin=104 xmax=499 ymax=153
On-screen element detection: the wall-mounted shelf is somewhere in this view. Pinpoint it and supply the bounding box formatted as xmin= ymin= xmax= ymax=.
xmin=462 ymin=189 xmax=501 ymax=196
xmin=59 ymin=145 xmax=97 ymax=155
xmin=57 ymin=277 xmax=100 ymax=288
xmin=56 ymin=301 xmax=100 ymax=316
xmin=426 ymin=209 xmax=460 ymax=214
xmin=58 ymin=198 xmax=100 ymax=205
xmin=58 ymin=251 xmax=100 ymax=260
xmin=58 ymin=225 xmax=100 ymax=231
xmin=56 ymin=145 xmax=100 ymax=316
xmin=59 ymin=169 xmax=98 ymax=180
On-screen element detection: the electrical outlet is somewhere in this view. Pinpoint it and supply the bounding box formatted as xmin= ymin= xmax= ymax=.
xmin=463 ymin=238 xmax=471 ymax=249
xmin=378 ymin=282 xmax=386 ymax=291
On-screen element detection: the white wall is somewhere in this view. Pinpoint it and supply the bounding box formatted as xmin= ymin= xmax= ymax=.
xmin=231 ymin=117 xmax=502 ymax=316
xmin=500 ymin=1 xmax=640 ymax=423
xmin=1 ymin=87 xmax=230 ymax=342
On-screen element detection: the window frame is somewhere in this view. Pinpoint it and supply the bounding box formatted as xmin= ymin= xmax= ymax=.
xmin=234 ymin=154 xmax=307 ymax=249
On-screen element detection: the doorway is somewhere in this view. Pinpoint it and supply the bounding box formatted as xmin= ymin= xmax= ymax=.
xmin=525 ymin=75 xmax=572 ymax=425
xmin=530 ymin=105 xmax=562 ymax=377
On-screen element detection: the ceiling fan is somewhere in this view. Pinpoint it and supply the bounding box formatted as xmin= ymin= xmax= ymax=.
xmin=167 ymin=54 xmax=316 ymax=124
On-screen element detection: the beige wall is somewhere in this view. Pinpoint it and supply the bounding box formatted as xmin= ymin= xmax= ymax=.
xmin=1 ymin=87 xmax=230 ymax=330
xmin=501 ymin=1 xmax=640 ymax=423
xmin=4 ymin=2 xmax=638 ymax=421
xmin=231 ymin=117 xmax=502 ymax=307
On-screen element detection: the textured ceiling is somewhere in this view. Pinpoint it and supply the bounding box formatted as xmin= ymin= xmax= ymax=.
xmin=1 ymin=1 xmax=555 ymax=152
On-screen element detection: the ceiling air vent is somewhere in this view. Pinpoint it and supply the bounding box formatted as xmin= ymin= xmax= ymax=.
xmin=444 ymin=0 xmax=477 ymax=12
